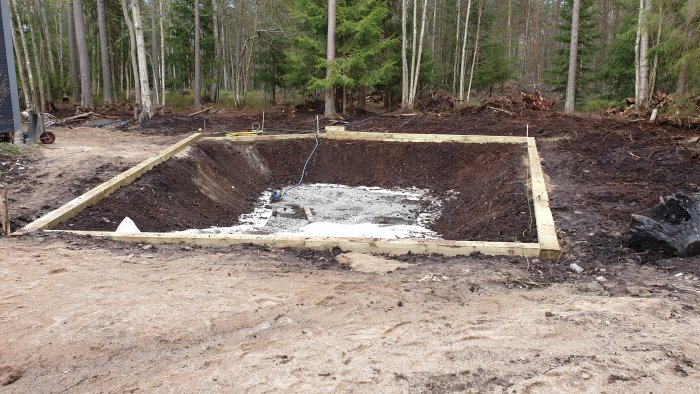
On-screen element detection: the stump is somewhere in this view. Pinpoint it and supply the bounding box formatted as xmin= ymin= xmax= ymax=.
xmin=627 ymin=192 xmax=700 ymax=256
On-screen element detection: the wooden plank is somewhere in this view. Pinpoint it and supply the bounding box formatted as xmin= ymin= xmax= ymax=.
xmin=205 ymin=134 xmax=317 ymax=142
xmin=325 ymin=131 xmax=527 ymax=144
xmin=527 ymin=137 xmax=561 ymax=259
xmin=207 ymin=131 xmax=527 ymax=144
xmin=0 ymin=188 xmax=9 ymax=236
xmin=14 ymin=133 xmax=203 ymax=235
xmin=45 ymin=230 xmax=542 ymax=257
xmin=303 ymin=206 xmax=315 ymax=223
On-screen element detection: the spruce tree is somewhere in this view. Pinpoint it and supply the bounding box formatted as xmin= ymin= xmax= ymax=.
xmin=545 ymin=0 xmax=598 ymax=103
xmin=284 ymin=0 xmax=399 ymax=105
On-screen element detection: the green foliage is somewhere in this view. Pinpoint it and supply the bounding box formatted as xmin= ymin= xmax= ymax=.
xmin=580 ymin=97 xmax=625 ymax=112
xmin=545 ymin=0 xmax=599 ymax=102
xmin=472 ymin=5 xmax=513 ymax=92
xmin=166 ymin=0 xmax=214 ymax=89
xmin=599 ymin=15 xmax=636 ymax=98
xmin=284 ymin=0 xmax=399 ymax=95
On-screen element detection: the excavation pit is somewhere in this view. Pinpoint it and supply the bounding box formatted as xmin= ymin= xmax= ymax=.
xmin=19 ymin=131 xmax=560 ymax=258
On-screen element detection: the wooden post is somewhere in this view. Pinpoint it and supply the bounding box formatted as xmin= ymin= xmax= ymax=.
xmin=0 ymin=188 xmax=10 ymax=235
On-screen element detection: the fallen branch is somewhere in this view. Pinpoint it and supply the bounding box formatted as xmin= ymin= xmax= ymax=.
xmin=487 ymin=106 xmax=513 ymax=115
xmin=187 ymin=107 xmax=212 ymax=117
xmin=60 ymin=111 xmax=93 ymax=122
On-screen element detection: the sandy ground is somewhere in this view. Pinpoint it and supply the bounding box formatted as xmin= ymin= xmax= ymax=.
xmin=1 ymin=125 xmax=699 ymax=392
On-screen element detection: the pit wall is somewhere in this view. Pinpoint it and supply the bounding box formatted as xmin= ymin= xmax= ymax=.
xmin=15 ymin=130 xmax=560 ymax=259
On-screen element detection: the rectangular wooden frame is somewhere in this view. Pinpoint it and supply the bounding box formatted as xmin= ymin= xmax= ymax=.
xmin=15 ymin=129 xmax=560 ymax=258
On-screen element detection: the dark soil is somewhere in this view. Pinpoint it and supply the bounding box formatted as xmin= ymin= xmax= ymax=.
xmin=59 ymin=139 xmax=533 ymax=242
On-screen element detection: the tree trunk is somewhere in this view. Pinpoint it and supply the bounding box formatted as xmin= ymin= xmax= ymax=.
xmin=10 ymin=15 xmax=30 ymax=109
xmin=159 ymin=0 xmax=166 ymax=106
xmin=68 ymin=3 xmax=80 ymax=103
xmin=649 ymin=0 xmax=663 ymax=97
xmin=451 ymin=0 xmax=461 ymax=96
xmin=506 ymin=0 xmax=512 ymax=60
xmin=564 ymin=0 xmax=581 ymax=113
xmin=72 ymin=0 xmax=93 ymax=109
xmin=28 ymin=6 xmax=46 ymax=129
xmin=401 ymin=0 xmax=408 ymax=107
xmin=634 ymin=0 xmax=643 ymax=105
xmin=408 ymin=0 xmax=429 ymax=108
xmin=324 ymin=0 xmax=337 ymax=117
xmin=96 ymin=0 xmax=113 ymax=104
xmin=638 ymin=0 xmax=651 ymax=107
xmin=458 ymin=0 xmax=473 ymax=104
xmin=131 ymin=0 xmax=152 ymax=121
xmin=121 ymin=0 xmax=140 ymax=105
xmin=466 ymin=0 xmax=483 ymax=103
xmin=210 ymin=0 xmax=220 ymax=102
xmin=194 ymin=0 xmax=201 ymax=110
xmin=150 ymin=0 xmax=160 ymax=106
xmin=11 ymin=0 xmax=38 ymax=114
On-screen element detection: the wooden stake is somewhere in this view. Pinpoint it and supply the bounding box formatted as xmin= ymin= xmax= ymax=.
xmin=304 ymin=206 xmax=315 ymax=223
xmin=0 ymin=188 xmax=10 ymax=236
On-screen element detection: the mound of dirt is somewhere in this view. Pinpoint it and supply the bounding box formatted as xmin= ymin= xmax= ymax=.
xmin=60 ymin=139 xmax=534 ymax=242
xmin=463 ymin=91 xmax=555 ymax=117
xmin=418 ymin=90 xmax=454 ymax=113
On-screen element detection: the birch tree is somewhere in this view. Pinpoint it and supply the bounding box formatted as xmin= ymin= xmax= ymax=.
xmin=466 ymin=0 xmax=484 ymax=103
xmin=401 ymin=0 xmax=408 ymax=106
xmin=565 ymin=0 xmax=581 ymax=113
xmin=121 ymin=0 xmax=140 ymax=104
xmin=131 ymin=0 xmax=153 ymax=120
xmin=458 ymin=0 xmax=473 ymax=105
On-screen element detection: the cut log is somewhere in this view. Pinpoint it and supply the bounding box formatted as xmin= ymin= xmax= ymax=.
xmin=627 ymin=192 xmax=700 ymax=256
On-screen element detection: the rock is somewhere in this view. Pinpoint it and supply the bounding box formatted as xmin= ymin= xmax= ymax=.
xmin=545 ymin=311 xmax=554 ymax=317
xmin=335 ymin=252 xmax=410 ymax=274
xmin=587 ymin=281 xmax=605 ymax=293
xmin=595 ymin=276 xmax=607 ymax=282
xmin=570 ymin=263 xmax=584 ymax=273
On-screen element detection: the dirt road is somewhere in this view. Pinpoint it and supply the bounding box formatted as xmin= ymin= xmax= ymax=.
xmin=1 ymin=115 xmax=699 ymax=392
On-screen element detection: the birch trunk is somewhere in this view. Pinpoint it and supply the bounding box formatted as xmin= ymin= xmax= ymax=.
xmin=159 ymin=0 xmax=166 ymax=106
xmin=131 ymin=0 xmax=153 ymax=121
xmin=10 ymin=16 xmax=30 ymax=109
xmin=12 ymin=0 xmax=38 ymax=113
xmin=28 ymin=6 xmax=46 ymax=130
xmin=194 ymin=0 xmax=201 ymax=110
xmin=150 ymin=0 xmax=160 ymax=106
xmin=458 ymin=0 xmax=473 ymax=104
xmin=638 ymin=0 xmax=651 ymax=107
xmin=634 ymin=0 xmax=643 ymax=103
xmin=564 ymin=0 xmax=581 ymax=113
xmin=466 ymin=0 xmax=483 ymax=103
xmin=451 ymin=0 xmax=461 ymax=96
xmin=324 ymin=0 xmax=337 ymax=117
xmin=121 ymin=0 xmax=140 ymax=104
xmin=408 ymin=0 xmax=429 ymax=108
xmin=210 ymin=0 xmax=220 ymax=102
xmin=72 ymin=0 xmax=93 ymax=109
xmin=401 ymin=0 xmax=408 ymax=107
xmin=96 ymin=0 xmax=113 ymax=104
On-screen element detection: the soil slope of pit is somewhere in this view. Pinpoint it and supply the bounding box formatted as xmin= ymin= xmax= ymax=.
xmin=60 ymin=139 xmax=534 ymax=242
